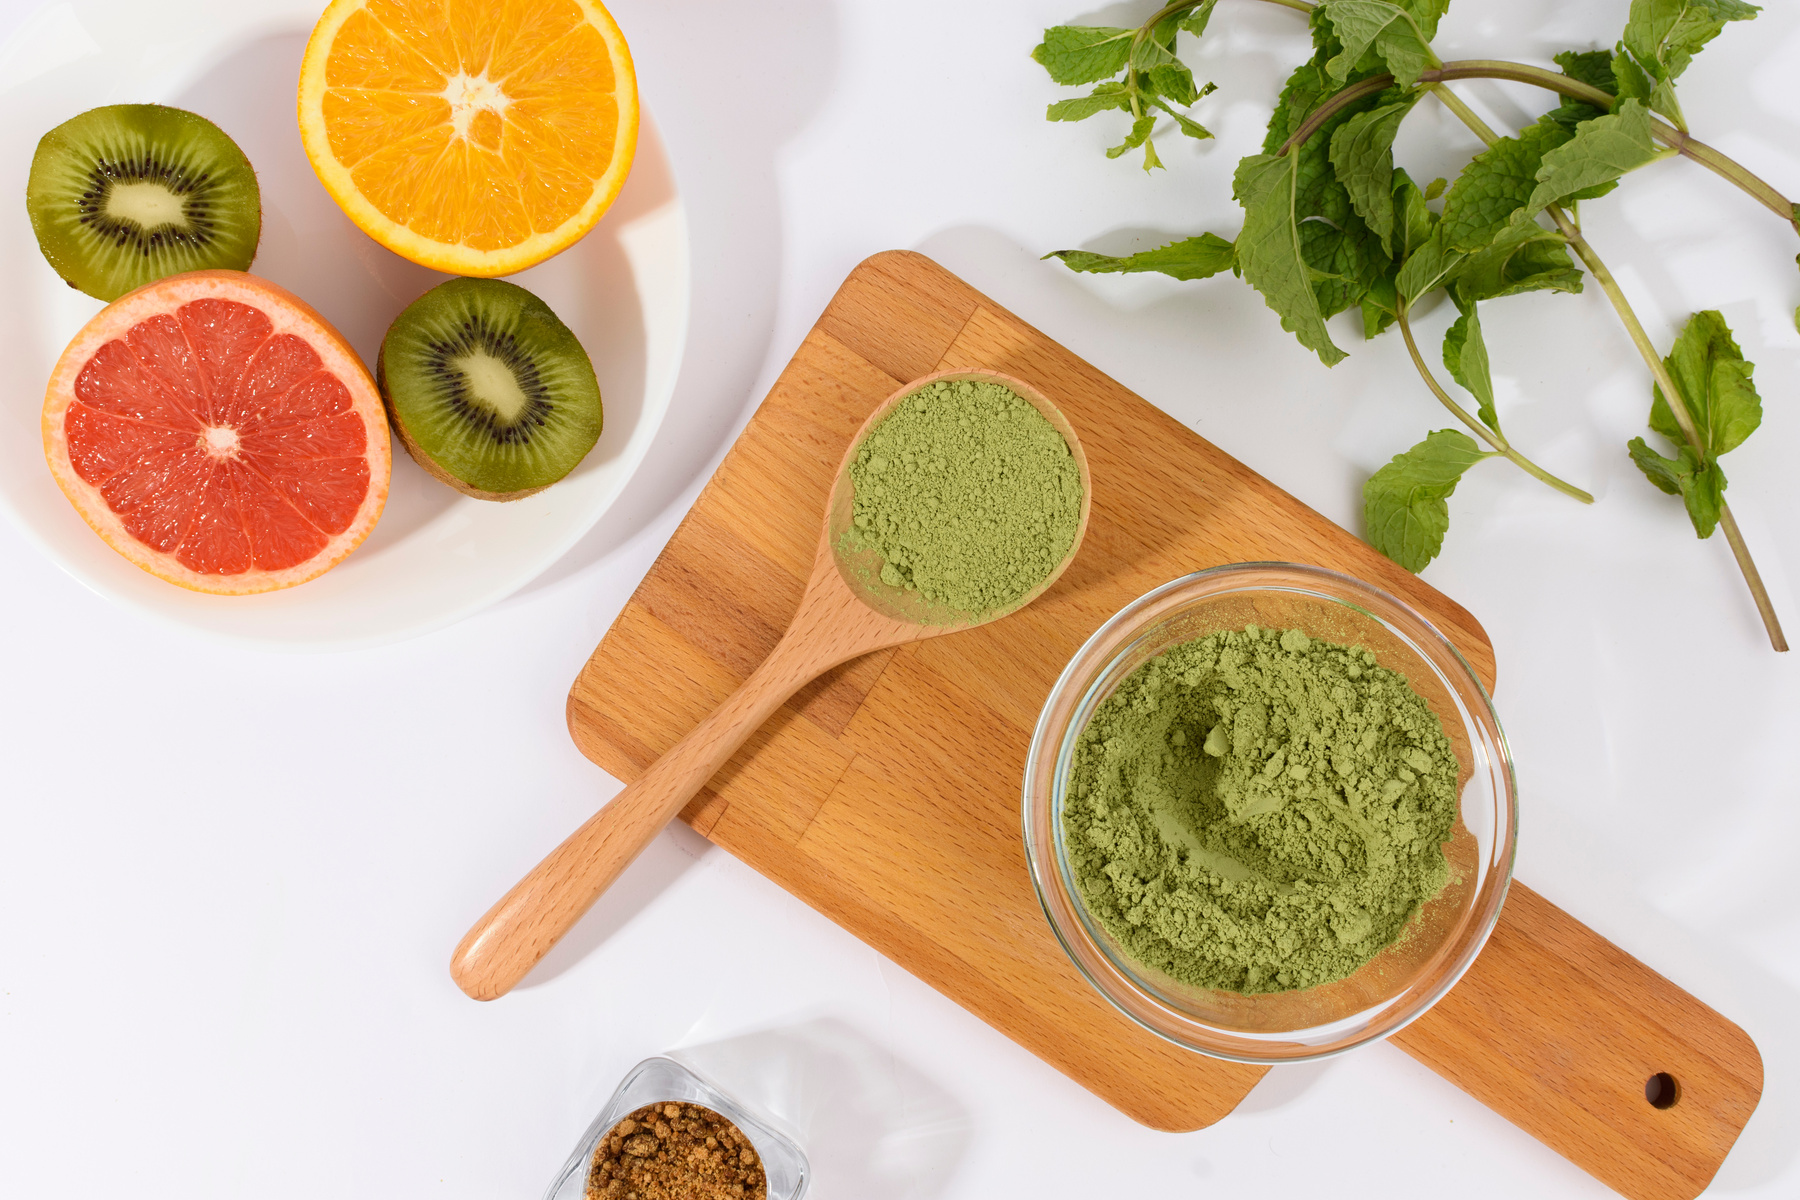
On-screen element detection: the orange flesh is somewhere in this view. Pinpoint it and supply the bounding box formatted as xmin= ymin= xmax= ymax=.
xmin=64 ymin=299 xmax=371 ymax=576
xmin=320 ymin=0 xmax=622 ymax=251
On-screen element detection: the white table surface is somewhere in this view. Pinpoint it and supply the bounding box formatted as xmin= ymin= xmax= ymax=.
xmin=2 ymin=0 xmax=1796 ymax=1197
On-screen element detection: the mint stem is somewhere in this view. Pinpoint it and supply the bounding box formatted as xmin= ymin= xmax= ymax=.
xmin=1277 ymin=75 xmax=1395 ymax=154
xmin=1395 ymin=307 xmax=1595 ymax=504
xmin=1547 ymin=206 xmax=1789 ymax=651
xmin=1427 ymin=83 xmax=1789 ymax=651
xmin=1249 ymin=52 xmax=1800 ymax=237
xmin=1427 ymin=61 xmax=1799 ymax=234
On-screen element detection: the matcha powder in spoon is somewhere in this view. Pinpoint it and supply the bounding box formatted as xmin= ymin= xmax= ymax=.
xmin=846 ymin=378 xmax=1083 ymax=618
xmin=1065 ymin=625 xmax=1460 ymax=994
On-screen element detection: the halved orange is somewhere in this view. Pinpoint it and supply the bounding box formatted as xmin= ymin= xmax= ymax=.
xmin=43 ymin=270 xmax=390 ymax=594
xmin=297 ymin=0 xmax=638 ymax=276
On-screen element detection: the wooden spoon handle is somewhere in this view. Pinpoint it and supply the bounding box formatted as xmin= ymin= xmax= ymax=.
xmin=449 ymin=643 xmax=815 ymax=1000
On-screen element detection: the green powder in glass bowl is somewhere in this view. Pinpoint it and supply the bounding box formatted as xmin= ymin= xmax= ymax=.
xmin=1063 ymin=624 xmax=1459 ymax=994
xmin=844 ymin=378 xmax=1083 ymax=620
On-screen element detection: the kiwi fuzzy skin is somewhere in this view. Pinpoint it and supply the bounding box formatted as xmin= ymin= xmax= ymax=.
xmin=27 ymin=103 xmax=261 ymax=302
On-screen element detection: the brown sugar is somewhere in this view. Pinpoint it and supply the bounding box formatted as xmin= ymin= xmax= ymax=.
xmin=585 ymin=1101 xmax=769 ymax=1200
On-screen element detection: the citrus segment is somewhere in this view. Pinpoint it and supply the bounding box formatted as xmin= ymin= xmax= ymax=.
xmin=298 ymin=0 xmax=638 ymax=276
xmin=43 ymin=270 xmax=390 ymax=593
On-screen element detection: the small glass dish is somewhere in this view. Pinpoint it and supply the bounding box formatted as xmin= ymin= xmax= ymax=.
xmin=1022 ymin=562 xmax=1518 ymax=1064
xmin=544 ymin=1057 xmax=810 ymax=1200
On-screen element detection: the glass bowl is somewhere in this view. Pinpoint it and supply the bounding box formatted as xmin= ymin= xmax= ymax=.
xmin=1022 ymin=563 xmax=1517 ymax=1063
xmin=544 ymin=1057 xmax=810 ymax=1200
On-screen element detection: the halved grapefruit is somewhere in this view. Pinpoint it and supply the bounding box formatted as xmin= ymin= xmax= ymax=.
xmin=43 ymin=270 xmax=391 ymax=594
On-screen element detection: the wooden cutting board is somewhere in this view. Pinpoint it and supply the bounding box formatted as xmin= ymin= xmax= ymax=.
xmin=566 ymin=252 xmax=1761 ymax=1200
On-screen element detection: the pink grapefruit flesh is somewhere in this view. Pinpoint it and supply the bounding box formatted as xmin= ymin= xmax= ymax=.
xmin=43 ymin=270 xmax=390 ymax=594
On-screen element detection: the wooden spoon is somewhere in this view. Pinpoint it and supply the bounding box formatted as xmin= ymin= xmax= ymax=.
xmin=450 ymin=370 xmax=1093 ymax=1000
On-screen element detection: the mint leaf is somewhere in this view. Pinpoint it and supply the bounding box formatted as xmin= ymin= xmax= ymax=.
xmin=1630 ymin=311 xmax=1757 ymax=540
xmin=1377 ymin=168 xmax=1442 ymax=325
xmin=1261 ymin=45 xmax=1400 ymax=320
xmin=1132 ymin=11 xmax=1187 ymax=69
xmin=1395 ymin=0 xmax=1450 ymax=40
xmin=1393 ymin=168 xmax=1438 ymax=259
xmin=1047 ymin=82 xmax=1131 ymax=122
xmin=1322 ymin=0 xmax=1439 ymax=88
xmin=1107 ymin=114 xmax=1156 ymax=161
xmin=1443 ymin=300 xmax=1499 ymax=430
xmin=1650 ymin=309 xmax=1762 ymax=456
xmin=1364 ymin=430 xmax=1488 ymax=571
xmin=1234 ymin=153 xmax=1348 ymax=366
xmin=1263 ymin=42 xmax=1344 ymax=156
xmin=1330 ymin=99 xmax=1418 ymax=255
xmin=1546 ymin=50 xmax=1619 ymax=131
xmin=1519 ymin=99 xmax=1662 ymax=221
xmin=1357 ymin=170 xmax=1435 ymax=338
xmin=1301 ymin=214 xmax=1393 ymax=320
xmin=1154 ymin=97 xmax=1215 ymax=141
xmin=1450 ymin=224 xmax=1584 ymax=302
xmin=1628 ymin=437 xmax=1725 ymax=537
xmin=1623 ymin=0 xmax=1760 ymax=84
xmin=1554 ymin=48 xmax=1619 ymax=93
xmin=1361 ymin=276 xmax=1399 ymax=338
xmin=1439 ymin=120 xmax=1572 ymax=252
xmin=1179 ymin=0 xmax=1220 ymax=36
xmin=1248 ymin=35 xmax=1399 ymax=332
xmin=1610 ymin=45 xmax=1661 ymax=111
xmin=1616 ymin=0 xmax=1760 ymax=126
xmin=1033 ymin=26 xmax=1135 ymax=85
xmin=1629 ymin=437 xmax=1693 ymax=495
xmin=1047 ymin=234 xmax=1236 ymax=281
xmin=1396 ymin=226 xmax=1464 ymax=304
xmin=1148 ymin=60 xmax=1202 ymax=107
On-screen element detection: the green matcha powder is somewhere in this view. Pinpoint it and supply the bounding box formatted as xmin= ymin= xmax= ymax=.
xmin=1065 ymin=626 xmax=1458 ymax=994
xmin=846 ymin=379 xmax=1082 ymax=618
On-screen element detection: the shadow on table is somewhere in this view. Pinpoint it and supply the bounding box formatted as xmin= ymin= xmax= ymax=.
xmin=519 ymin=820 xmax=715 ymax=990
xmin=1231 ymin=1058 xmax=1336 ymax=1115
xmin=673 ymin=1017 xmax=972 ymax=1199
xmin=513 ymin=0 xmax=843 ymax=601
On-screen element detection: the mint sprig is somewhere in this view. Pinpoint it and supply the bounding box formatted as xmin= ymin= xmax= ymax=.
xmin=1629 ymin=309 xmax=1762 ymax=537
xmin=1615 ymin=0 xmax=1760 ymax=129
xmin=1032 ymin=3 xmax=1220 ymax=171
xmin=1033 ymin=0 xmax=1794 ymax=650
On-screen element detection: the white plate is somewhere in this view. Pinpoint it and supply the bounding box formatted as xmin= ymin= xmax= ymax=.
xmin=0 ymin=0 xmax=689 ymax=649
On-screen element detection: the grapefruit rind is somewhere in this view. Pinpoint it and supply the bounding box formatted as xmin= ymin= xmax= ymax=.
xmin=295 ymin=0 xmax=639 ymax=278
xmin=42 ymin=270 xmax=391 ymax=596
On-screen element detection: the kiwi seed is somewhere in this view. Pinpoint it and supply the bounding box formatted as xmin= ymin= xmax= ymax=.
xmin=27 ymin=103 xmax=261 ymax=302
xmin=377 ymin=278 xmax=603 ymax=501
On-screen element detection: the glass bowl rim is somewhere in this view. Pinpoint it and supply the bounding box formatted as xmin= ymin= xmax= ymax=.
xmin=1021 ymin=561 xmax=1518 ymax=1064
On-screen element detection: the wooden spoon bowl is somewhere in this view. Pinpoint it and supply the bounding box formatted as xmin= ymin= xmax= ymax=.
xmin=450 ymin=369 xmax=1091 ymax=1000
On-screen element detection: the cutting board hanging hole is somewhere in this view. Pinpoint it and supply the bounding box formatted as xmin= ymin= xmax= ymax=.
xmin=1645 ymin=1073 xmax=1681 ymax=1110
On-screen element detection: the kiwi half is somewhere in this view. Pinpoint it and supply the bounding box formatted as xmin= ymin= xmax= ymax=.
xmin=377 ymin=278 xmax=603 ymax=501
xmin=27 ymin=104 xmax=261 ymax=301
